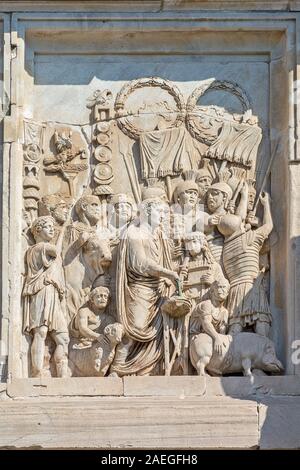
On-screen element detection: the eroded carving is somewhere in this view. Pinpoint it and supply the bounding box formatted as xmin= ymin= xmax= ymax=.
xmin=21 ymin=77 xmax=282 ymax=379
xmin=43 ymin=129 xmax=88 ymax=197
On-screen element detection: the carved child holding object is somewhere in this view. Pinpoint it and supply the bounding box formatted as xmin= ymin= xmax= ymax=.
xmin=69 ymin=286 xmax=124 ymax=377
xmin=71 ymin=286 xmax=115 ymax=349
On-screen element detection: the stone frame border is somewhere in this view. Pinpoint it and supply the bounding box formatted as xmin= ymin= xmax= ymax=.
xmin=1 ymin=10 xmax=300 ymax=384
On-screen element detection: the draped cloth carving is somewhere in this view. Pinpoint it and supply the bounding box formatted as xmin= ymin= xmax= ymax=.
xmin=206 ymin=120 xmax=262 ymax=168
xmin=139 ymin=127 xmax=191 ymax=178
xmin=113 ymin=224 xmax=173 ymax=376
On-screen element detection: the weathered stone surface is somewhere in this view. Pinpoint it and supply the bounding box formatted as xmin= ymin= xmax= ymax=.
xmin=205 ymin=376 xmax=300 ymax=397
xmin=1 ymin=0 xmax=300 ymax=450
xmin=259 ymin=398 xmax=300 ymax=449
xmin=7 ymin=378 xmax=123 ymax=397
xmin=0 ymin=396 xmax=259 ymax=449
xmin=124 ymin=376 xmax=206 ymax=397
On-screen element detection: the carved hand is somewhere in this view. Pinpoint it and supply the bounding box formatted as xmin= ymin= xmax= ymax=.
xmin=241 ymin=180 xmax=249 ymax=195
xmin=208 ymin=214 xmax=221 ymax=226
xmin=78 ymin=231 xmax=91 ymax=245
xmin=201 ymin=273 xmax=214 ymax=285
xmin=165 ymin=270 xmax=180 ymax=285
xmin=227 ymin=201 xmax=235 ymax=214
xmin=173 ymin=244 xmax=184 ymax=259
xmin=214 ymin=335 xmax=225 ymax=355
xmin=260 ymin=191 xmax=271 ymax=206
xmin=179 ymin=265 xmax=188 ymax=279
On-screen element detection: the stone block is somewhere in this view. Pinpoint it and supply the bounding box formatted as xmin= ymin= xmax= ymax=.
xmin=259 ymin=399 xmax=300 ymax=449
xmin=123 ymin=376 xmax=206 ymax=397
xmin=7 ymin=378 xmax=123 ymax=398
xmin=0 ymin=396 xmax=258 ymax=449
xmin=205 ymin=376 xmax=300 ymax=398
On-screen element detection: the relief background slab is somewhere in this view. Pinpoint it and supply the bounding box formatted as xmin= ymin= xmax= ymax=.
xmin=0 ymin=1 xmax=300 ymax=449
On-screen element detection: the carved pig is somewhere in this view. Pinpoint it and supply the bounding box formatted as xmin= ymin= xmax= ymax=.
xmin=190 ymin=332 xmax=283 ymax=377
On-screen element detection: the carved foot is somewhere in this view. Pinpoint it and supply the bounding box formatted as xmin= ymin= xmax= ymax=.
xmin=108 ymin=371 xmax=119 ymax=378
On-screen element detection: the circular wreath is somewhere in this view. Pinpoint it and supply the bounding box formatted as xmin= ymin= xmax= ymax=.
xmin=115 ymin=77 xmax=186 ymax=140
xmin=186 ymin=80 xmax=251 ymax=142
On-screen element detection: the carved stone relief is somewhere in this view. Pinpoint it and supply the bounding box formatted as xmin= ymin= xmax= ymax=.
xmin=21 ymin=77 xmax=283 ymax=379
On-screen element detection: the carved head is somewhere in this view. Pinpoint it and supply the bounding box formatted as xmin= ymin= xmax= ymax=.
xmin=31 ymin=216 xmax=55 ymax=242
xmin=217 ymin=214 xmax=243 ymax=238
xmin=39 ymin=194 xmax=72 ymax=225
xmin=139 ymin=197 xmax=169 ymax=228
xmin=174 ymin=180 xmax=199 ymax=209
xmin=196 ymin=170 xmax=213 ymax=200
xmin=206 ymin=182 xmax=233 ymax=213
xmin=141 ymin=186 xmax=168 ymax=203
xmin=261 ymin=340 xmax=284 ymax=373
xmin=247 ymin=179 xmax=257 ymax=211
xmin=75 ymin=195 xmax=101 ymax=225
xmin=109 ymin=193 xmax=135 ymax=226
xmin=211 ymin=277 xmax=230 ymax=302
xmin=54 ymin=130 xmax=72 ymax=153
xmin=104 ymin=323 xmax=125 ymax=344
xmin=89 ymin=286 xmax=110 ymax=310
xmin=82 ymin=235 xmax=112 ymax=268
xmin=184 ymin=231 xmax=206 ymax=257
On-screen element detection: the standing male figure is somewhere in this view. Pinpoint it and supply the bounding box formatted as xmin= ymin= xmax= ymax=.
xmin=23 ymin=216 xmax=69 ymax=377
xmin=110 ymin=197 xmax=180 ymax=376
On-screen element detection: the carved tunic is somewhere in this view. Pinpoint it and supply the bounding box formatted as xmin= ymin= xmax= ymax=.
xmin=223 ymin=226 xmax=271 ymax=326
xmin=189 ymin=299 xmax=228 ymax=336
xmin=23 ymin=242 xmax=68 ymax=333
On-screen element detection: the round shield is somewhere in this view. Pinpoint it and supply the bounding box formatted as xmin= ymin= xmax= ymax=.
xmin=93 ymin=163 xmax=114 ymax=184
xmin=94 ymin=146 xmax=112 ymax=162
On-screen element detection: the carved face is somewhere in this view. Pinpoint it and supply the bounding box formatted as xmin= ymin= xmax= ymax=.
xmin=91 ymin=289 xmax=110 ymax=310
xmin=185 ymin=238 xmax=203 ymax=257
xmin=83 ymin=200 xmax=101 ymax=224
xmin=115 ymin=202 xmax=132 ymax=223
xmin=206 ymin=189 xmax=225 ymax=213
xmin=212 ymin=281 xmax=229 ymax=301
xmin=178 ymin=189 xmax=198 ymax=209
xmin=145 ymin=202 xmax=168 ymax=228
xmin=38 ymin=220 xmax=55 ymax=241
xmin=53 ymin=203 xmax=70 ymax=225
xmin=197 ymin=176 xmax=212 ymax=198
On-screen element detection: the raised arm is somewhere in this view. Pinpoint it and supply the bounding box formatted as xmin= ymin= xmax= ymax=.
xmin=260 ymin=192 xmax=273 ymax=236
xmin=235 ymin=181 xmax=249 ymax=221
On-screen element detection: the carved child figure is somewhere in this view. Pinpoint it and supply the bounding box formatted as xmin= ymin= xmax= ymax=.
xmin=69 ymin=286 xmax=124 ymax=377
xmin=189 ymin=278 xmax=230 ymax=362
xmin=181 ymin=231 xmax=225 ymax=305
xmin=22 ymin=216 xmax=69 ymax=377
xmin=72 ymin=286 xmax=115 ymax=349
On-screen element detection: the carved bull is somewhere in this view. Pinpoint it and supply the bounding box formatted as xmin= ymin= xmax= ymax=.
xmin=64 ymin=231 xmax=112 ymax=320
